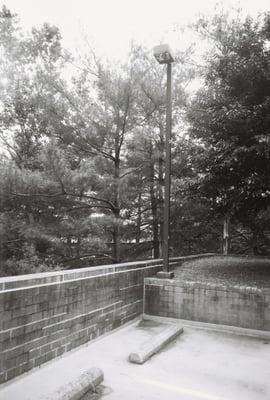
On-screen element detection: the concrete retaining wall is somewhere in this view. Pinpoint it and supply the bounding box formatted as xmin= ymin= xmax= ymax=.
xmin=0 ymin=259 xmax=166 ymax=384
xmin=144 ymin=278 xmax=270 ymax=332
xmin=0 ymin=254 xmax=216 ymax=384
xmin=1 ymin=254 xmax=212 ymax=384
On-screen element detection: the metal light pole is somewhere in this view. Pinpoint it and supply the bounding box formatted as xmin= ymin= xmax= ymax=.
xmin=154 ymin=44 xmax=174 ymax=279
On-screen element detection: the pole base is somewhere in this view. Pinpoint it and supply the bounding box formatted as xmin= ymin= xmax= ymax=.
xmin=157 ymin=271 xmax=174 ymax=279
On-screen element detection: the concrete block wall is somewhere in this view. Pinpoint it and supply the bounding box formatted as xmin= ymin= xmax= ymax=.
xmin=144 ymin=278 xmax=270 ymax=331
xmin=0 ymin=254 xmax=216 ymax=384
xmin=0 ymin=259 xmax=167 ymax=384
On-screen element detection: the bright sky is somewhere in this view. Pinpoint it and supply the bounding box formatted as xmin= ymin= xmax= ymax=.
xmin=1 ymin=0 xmax=270 ymax=61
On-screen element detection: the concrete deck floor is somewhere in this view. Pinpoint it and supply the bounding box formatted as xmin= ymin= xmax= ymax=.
xmin=0 ymin=319 xmax=269 ymax=400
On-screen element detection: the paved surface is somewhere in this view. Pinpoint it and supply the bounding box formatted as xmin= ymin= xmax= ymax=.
xmin=0 ymin=319 xmax=269 ymax=400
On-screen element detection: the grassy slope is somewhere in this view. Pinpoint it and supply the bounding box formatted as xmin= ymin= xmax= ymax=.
xmin=175 ymin=256 xmax=270 ymax=288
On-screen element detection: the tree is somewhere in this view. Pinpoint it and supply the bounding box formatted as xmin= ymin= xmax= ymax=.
xmin=48 ymin=55 xmax=142 ymax=263
xmin=188 ymin=11 xmax=270 ymax=254
xmin=1 ymin=6 xmax=222 ymax=275
xmin=125 ymin=45 xmax=192 ymax=258
xmin=0 ymin=7 xmax=94 ymax=274
xmin=0 ymin=6 xmax=66 ymax=167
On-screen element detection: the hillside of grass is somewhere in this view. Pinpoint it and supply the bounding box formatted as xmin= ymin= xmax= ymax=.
xmin=175 ymin=256 xmax=270 ymax=289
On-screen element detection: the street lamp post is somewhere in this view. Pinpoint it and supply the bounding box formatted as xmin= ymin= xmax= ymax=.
xmin=154 ymin=44 xmax=174 ymax=279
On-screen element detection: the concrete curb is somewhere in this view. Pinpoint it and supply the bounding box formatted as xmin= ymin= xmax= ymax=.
xmin=143 ymin=314 xmax=270 ymax=340
xmin=50 ymin=368 xmax=104 ymax=400
xmin=129 ymin=324 xmax=183 ymax=364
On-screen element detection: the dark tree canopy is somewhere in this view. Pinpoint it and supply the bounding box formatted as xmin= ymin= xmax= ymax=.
xmin=1 ymin=6 xmax=270 ymax=275
xmin=188 ymin=12 xmax=270 ymax=223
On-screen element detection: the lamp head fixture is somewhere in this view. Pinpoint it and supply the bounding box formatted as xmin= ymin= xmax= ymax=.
xmin=153 ymin=44 xmax=174 ymax=64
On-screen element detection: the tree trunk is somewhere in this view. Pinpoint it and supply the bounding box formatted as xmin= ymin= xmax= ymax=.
xmin=149 ymin=153 xmax=159 ymax=258
xmin=112 ymin=219 xmax=120 ymax=263
xmin=113 ymin=136 xmax=121 ymax=263
xmin=136 ymin=191 xmax=142 ymax=244
xmin=188 ymin=240 xmax=192 ymax=254
xmin=252 ymin=230 xmax=260 ymax=255
xmin=67 ymin=237 xmax=72 ymax=257
xmin=76 ymin=235 xmax=81 ymax=257
xmin=223 ymin=216 xmax=230 ymax=255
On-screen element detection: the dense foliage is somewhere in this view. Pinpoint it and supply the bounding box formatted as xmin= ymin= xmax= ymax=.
xmin=188 ymin=11 xmax=270 ymax=254
xmin=0 ymin=6 xmax=269 ymax=275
